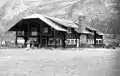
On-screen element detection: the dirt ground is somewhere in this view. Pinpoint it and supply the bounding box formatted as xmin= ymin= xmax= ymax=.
xmin=0 ymin=48 xmax=119 ymax=76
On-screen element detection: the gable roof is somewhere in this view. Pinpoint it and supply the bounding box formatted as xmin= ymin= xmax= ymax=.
xmin=45 ymin=15 xmax=78 ymax=28
xmin=24 ymin=13 xmax=78 ymax=28
xmin=23 ymin=14 xmax=67 ymax=31
xmin=85 ymin=26 xmax=105 ymax=35
xmin=74 ymin=23 xmax=105 ymax=35
xmin=9 ymin=13 xmax=78 ymax=32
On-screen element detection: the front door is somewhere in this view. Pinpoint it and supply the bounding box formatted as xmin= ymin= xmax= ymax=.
xmin=41 ymin=38 xmax=47 ymax=47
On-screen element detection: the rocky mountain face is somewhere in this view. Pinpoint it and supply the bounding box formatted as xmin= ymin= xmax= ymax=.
xmin=0 ymin=0 xmax=119 ymax=35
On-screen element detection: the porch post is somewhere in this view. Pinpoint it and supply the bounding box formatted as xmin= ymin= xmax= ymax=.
xmin=63 ymin=33 xmax=66 ymax=48
xmin=94 ymin=31 xmax=97 ymax=47
xmin=102 ymin=35 xmax=104 ymax=47
xmin=38 ymin=23 xmax=40 ymax=48
xmin=15 ymin=31 xmax=17 ymax=45
xmin=39 ymin=22 xmax=42 ymax=48
xmin=79 ymin=34 xmax=81 ymax=47
xmin=27 ymin=21 xmax=30 ymax=39
xmin=76 ymin=33 xmax=79 ymax=48
xmin=39 ymin=33 xmax=42 ymax=48
xmin=54 ymin=30 xmax=57 ymax=48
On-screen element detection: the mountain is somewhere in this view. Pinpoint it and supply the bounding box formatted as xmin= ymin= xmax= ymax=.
xmin=0 ymin=0 xmax=119 ymax=34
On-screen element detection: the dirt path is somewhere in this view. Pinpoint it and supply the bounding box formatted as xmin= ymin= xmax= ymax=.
xmin=0 ymin=48 xmax=118 ymax=76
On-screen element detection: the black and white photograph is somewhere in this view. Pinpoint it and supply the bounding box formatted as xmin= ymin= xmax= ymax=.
xmin=0 ymin=0 xmax=120 ymax=76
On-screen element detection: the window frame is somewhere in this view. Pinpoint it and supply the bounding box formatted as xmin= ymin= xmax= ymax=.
xmin=65 ymin=39 xmax=77 ymax=45
xmin=43 ymin=27 xmax=52 ymax=36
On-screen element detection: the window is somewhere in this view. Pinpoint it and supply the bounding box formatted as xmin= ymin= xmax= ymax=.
xmin=16 ymin=31 xmax=24 ymax=36
xmin=31 ymin=31 xmax=37 ymax=36
xmin=65 ymin=39 xmax=70 ymax=44
xmin=43 ymin=27 xmax=48 ymax=33
xmin=31 ymin=28 xmax=37 ymax=36
xmin=96 ymin=39 xmax=102 ymax=44
xmin=65 ymin=39 xmax=76 ymax=45
xmin=17 ymin=37 xmax=25 ymax=44
xmin=43 ymin=27 xmax=52 ymax=36
xmin=71 ymin=40 xmax=74 ymax=44
xmin=87 ymin=39 xmax=94 ymax=44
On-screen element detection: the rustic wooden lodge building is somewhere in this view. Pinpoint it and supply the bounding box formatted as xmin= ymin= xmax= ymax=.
xmin=8 ymin=13 xmax=78 ymax=48
xmin=8 ymin=13 xmax=104 ymax=48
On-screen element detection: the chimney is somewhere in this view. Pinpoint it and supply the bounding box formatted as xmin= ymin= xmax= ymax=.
xmin=78 ymin=15 xmax=85 ymax=30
